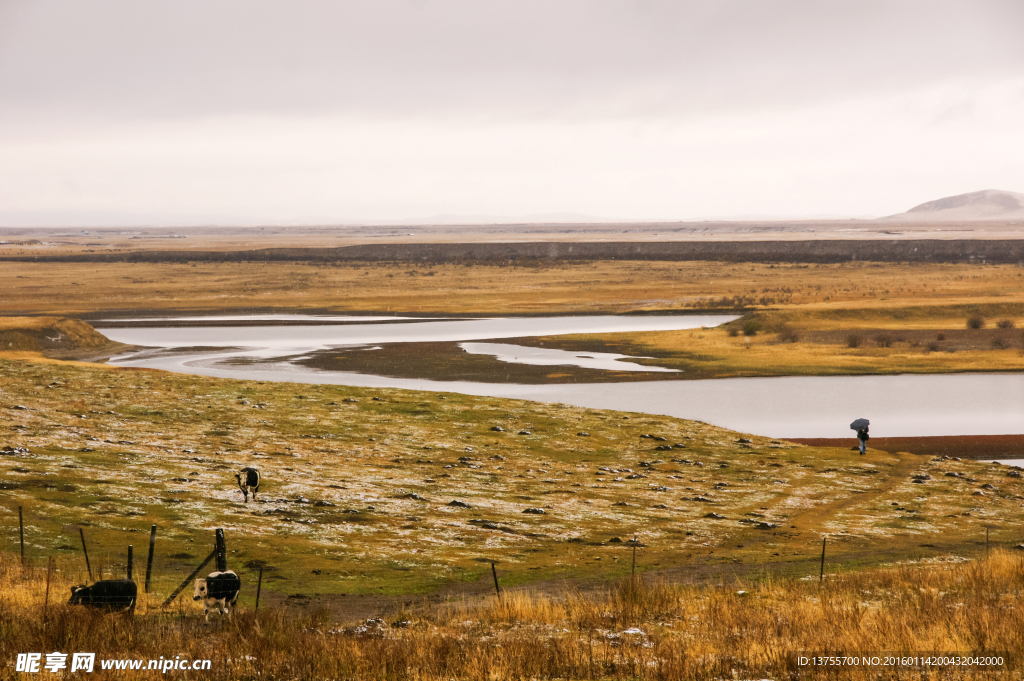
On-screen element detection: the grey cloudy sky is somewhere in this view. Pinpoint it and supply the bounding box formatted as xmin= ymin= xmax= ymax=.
xmin=1 ymin=0 xmax=1022 ymax=226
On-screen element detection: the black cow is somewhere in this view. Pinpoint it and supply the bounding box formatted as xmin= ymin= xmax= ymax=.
xmin=193 ymin=570 xmax=241 ymax=621
xmin=68 ymin=579 xmax=137 ymax=612
xmin=235 ymin=467 xmax=261 ymax=502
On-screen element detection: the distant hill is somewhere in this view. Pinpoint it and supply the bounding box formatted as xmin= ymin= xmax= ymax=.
xmin=884 ymin=190 xmax=1024 ymax=221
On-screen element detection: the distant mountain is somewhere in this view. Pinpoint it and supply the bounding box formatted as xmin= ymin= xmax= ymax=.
xmin=883 ymin=189 xmax=1024 ymax=221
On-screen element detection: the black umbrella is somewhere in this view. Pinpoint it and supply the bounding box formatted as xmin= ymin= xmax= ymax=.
xmin=850 ymin=418 xmax=870 ymax=431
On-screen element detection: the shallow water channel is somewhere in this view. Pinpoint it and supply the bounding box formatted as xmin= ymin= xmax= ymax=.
xmin=102 ymin=315 xmax=1024 ymax=439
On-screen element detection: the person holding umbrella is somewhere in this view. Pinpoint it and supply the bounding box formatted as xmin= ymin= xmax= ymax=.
xmin=850 ymin=418 xmax=869 ymax=455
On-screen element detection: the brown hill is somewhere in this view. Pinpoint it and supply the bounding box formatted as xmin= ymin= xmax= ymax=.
xmin=884 ymin=189 xmax=1024 ymax=222
xmin=0 ymin=317 xmax=126 ymax=359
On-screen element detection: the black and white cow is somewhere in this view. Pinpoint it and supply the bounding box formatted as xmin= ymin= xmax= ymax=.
xmin=193 ymin=570 xmax=241 ymax=621
xmin=68 ymin=579 xmax=137 ymax=612
xmin=235 ymin=467 xmax=261 ymax=503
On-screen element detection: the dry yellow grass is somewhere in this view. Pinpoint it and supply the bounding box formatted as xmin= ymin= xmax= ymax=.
xmin=2 ymin=550 xmax=1022 ymax=680
xmin=2 ymin=260 xmax=1023 ymax=316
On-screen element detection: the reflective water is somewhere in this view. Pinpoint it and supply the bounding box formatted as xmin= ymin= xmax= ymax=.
xmin=103 ymin=314 xmax=1024 ymax=439
xmin=459 ymin=342 xmax=680 ymax=372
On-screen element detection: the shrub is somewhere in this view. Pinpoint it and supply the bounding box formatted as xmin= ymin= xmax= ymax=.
xmin=777 ymin=325 xmax=799 ymax=343
xmin=742 ymin=320 xmax=762 ymax=337
xmin=846 ymin=334 xmax=861 ymax=348
xmin=992 ymin=338 xmax=1006 ymax=349
xmin=728 ymin=327 xmax=739 ymax=337
xmin=996 ymin=319 xmax=1016 ymax=329
xmin=926 ymin=341 xmax=940 ymax=352
xmin=967 ymin=315 xmax=985 ymax=329
xmin=875 ymin=334 xmax=894 ymax=348
xmin=936 ymin=333 xmax=945 ymax=341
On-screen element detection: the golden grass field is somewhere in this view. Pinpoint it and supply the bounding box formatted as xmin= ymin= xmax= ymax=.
xmin=2 ymin=259 xmax=1023 ymax=317
xmin=3 ymin=544 xmax=1024 ymax=679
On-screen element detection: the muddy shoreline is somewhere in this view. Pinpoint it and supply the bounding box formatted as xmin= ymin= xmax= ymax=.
xmin=786 ymin=435 xmax=1024 ymax=461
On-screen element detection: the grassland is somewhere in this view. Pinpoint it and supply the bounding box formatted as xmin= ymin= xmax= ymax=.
xmin=3 ymin=356 xmax=1023 ymax=618
xmin=3 ymin=259 xmax=1023 ymax=317
xmin=4 ymin=546 xmax=1024 ymax=679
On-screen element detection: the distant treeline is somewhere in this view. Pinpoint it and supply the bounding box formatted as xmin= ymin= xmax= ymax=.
xmin=5 ymin=240 xmax=1024 ymax=264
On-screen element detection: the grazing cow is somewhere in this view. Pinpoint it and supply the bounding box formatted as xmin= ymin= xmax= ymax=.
xmin=193 ymin=570 xmax=241 ymax=621
xmin=68 ymin=579 xmax=137 ymax=612
xmin=235 ymin=466 xmax=261 ymax=502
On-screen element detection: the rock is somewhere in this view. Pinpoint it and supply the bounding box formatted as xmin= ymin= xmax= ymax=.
xmin=651 ymin=504 xmax=669 ymax=509
xmin=673 ymin=443 xmax=687 ymax=449
xmin=518 ymin=430 xmax=531 ymax=435
xmin=490 ymin=425 xmax=504 ymax=432
xmin=522 ymin=508 xmax=546 ymax=515
xmin=577 ymin=432 xmax=590 ymax=437
xmin=655 ymin=445 xmax=672 ymax=451
xmin=12 ymin=405 xmax=28 ymax=410
xmin=401 ymin=493 xmax=427 ymax=501
xmin=343 ymin=398 xmax=359 ymax=403
xmin=1007 ymin=471 xmax=1023 ymax=478
xmin=448 ymin=500 xmax=472 ymax=508
xmin=704 ymin=512 xmax=726 ymax=519
xmin=295 ymin=497 xmax=311 ymax=504
xmin=691 ymin=496 xmax=714 ymax=503
xmin=372 ymin=397 xmax=384 ymax=402
xmin=613 ymin=501 xmax=632 ymax=507
xmin=756 ymin=522 xmax=777 ymax=529
xmin=489 ymin=454 xmax=506 ymax=460
xmin=640 ymin=434 xmax=653 ymax=439
xmin=313 ymin=500 xmax=336 ymax=507
xmin=981 ymin=483 xmax=996 ymax=489
xmin=311 ymin=569 xmax=322 ymax=575
xmin=736 ymin=438 xmax=752 ymax=444
xmin=608 ymin=537 xmax=623 ymax=543
xmin=972 ymin=490 xmax=985 ymax=496
xmin=652 ymin=436 xmax=668 ymax=442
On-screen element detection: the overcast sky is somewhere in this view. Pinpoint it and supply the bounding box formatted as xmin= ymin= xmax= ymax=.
xmin=1 ymin=0 xmax=1022 ymax=226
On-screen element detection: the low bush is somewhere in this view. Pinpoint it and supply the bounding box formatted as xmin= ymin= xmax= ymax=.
xmin=875 ymin=334 xmax=894 ymax=348
xmin=996 ymin=319 xmax=1016 ymax=329
xmin=846 ymin=334 xmax=861 ymax=348
xmin=742 ymin=320 xmax=762 ymax=337
xmin=967 ymin=315 xmax=985 ymax=329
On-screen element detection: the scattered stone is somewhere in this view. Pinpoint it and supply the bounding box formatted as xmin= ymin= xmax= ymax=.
xmin=577 ymin=432 xmax=590 ymax=437
xmin=613 ymin=501 xmax=632 ymax=507
xmin=12 ymin=405 xmax=28 ymax=410
xmin=608 ymin=537 xmax=623 ymax=543
xmin=651 ymin=504 xmax=669 ymax=509
xmin=522 ymin=507 xmax=546 ymax=515
xmin=673 ymin=443 xmax=687 ymax=449
xmin=655 ymin=445 xmax=672 ymax=451
xmin=372 ymin=397 xmax=384 ymax=402
xmin=313 ymin=500 xmax=336 ymax=507
xmin=489 ymin=454 xmax=506 ymax=460
xmin=448 ymin=500 xmax=472 ymax=508
xmin=736 ymin=438 xmax=752 ymax=444
xmin=311 ymin=569 xmax=322 ymax=575
xmin=490 ymin=425 xmax=504 ymax=432
xmin=400 ymin=493 xmax=427 ymax=501
xmin=518 ymin=430 xmax=531 ymax=435
xmin=704 ymin=512 xmax=726 ymax=519
xmin=1008 ymin=470 xmax=1023 ymax=478
xmin=972 ymin=491 xmax=985 ymax=496
xmin=343 ymin=398 xmax=359 ymax=403
xmin=981 ymin=483 xmax=996 ymax=490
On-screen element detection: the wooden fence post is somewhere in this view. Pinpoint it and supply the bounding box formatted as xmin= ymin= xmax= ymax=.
xmin=631 ymin=535 xmax=637 ymax=578
xmin=145 ymin=525 xmax=157 ymax=593
xmin=255 ymin=567 xmax=263 ymax=611
xmin=127 ymin=545 xmax=133 ymax=580
xmin=491 ymin=561 xmax=501 ymax=598
xmin=215 ymin=529 xmax=227 ymax=572
xmin=43 ymin=556 xmax=53 ymax=622
xmin=819 ymin=537 xmax=826 ymax=583
xmin=79 ymin=528 xmax=93 ymax=582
